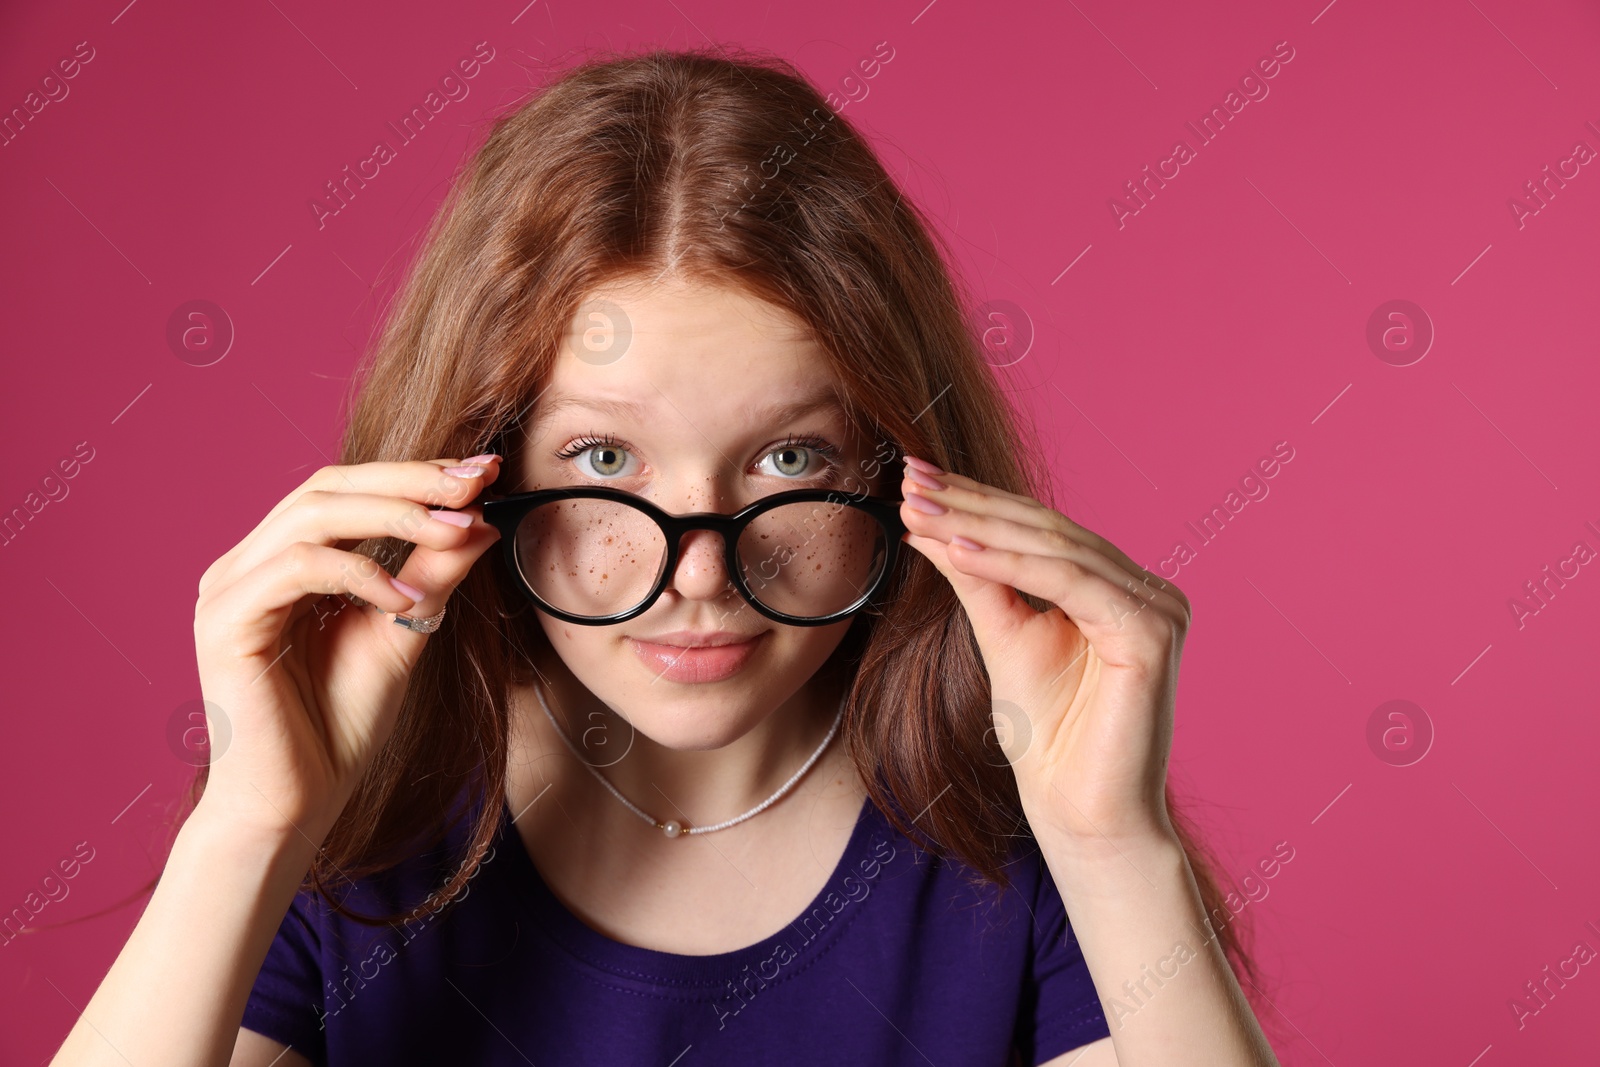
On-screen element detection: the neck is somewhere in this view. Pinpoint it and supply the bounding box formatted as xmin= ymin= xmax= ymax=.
xmin=510 ymin=649 xmax=854 ymax=836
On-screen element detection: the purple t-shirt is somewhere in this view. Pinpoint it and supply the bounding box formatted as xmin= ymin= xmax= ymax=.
xmin=241 ymin=787 xmax=1110 ymax=1065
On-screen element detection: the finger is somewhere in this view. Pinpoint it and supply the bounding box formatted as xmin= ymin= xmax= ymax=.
xmin=254 ymin=458 xmax=501 ymax=544
xmin=925 ymin=538 xmax=1182 ymax=651
xmin=376 ymin=517 xmax=503 ymax=651
xmin=898 ymin=469 xmax=1157 ymax=595
xmin=899 ymin=487 xmax=1188 ymax=625
xmin=197 ymin=543 xmax=426 ymax=661
xmin=218 ymin=491 xmax=486 ymax=586
xmin=202 ymin=457 xmax=502 ymax=598
xmin=901 ymin=465 xmax=1188 ymax=613
xmin=902 ymin=483 xmax=1190 ymax=627
xmin=904 ymin=466 xmax=1136 ymax=571
xmin=902 ymin=527 xmax=1036 ymax=631
xmin=904 ymin=460 xmax=1050 ymax=511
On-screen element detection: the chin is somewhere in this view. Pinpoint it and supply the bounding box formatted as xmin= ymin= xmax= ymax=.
xmin=558 ymin=684 xmax=764 ymax=757
xmin=625 ymin=709 xmax=762 ymax=752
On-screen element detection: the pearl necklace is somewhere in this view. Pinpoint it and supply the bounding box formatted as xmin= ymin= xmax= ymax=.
xmin=531 ymin=682 xmax=846 ymax=838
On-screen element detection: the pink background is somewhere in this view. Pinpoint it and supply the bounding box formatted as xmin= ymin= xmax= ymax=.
xmin=3 ymin=0 xmax=1599 ymax=1063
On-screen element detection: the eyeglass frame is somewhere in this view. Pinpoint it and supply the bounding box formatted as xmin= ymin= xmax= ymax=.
xmin=480 ymin=484 xmax=910 ymax=627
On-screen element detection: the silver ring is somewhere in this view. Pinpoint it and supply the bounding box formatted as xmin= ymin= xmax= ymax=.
xmin=340 ymin=592 xmax=446 ymax=633
xmin=392 ymin=604 xmax=447 ymax=633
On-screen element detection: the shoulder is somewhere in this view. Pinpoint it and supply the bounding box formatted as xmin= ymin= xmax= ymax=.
xmin=854 ymin=794 xmax=1053 ymax=946
xmin=296 ymin=784 xmax=506 ymax=947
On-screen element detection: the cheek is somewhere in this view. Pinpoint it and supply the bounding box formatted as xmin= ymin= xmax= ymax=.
xmin=771 ymin=621 xmax=855 ymax=675
xmin=533 ymin=616 xmax=614 ymax=670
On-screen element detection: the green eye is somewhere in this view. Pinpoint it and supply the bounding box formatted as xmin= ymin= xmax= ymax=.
xmin=759 ymin=434 xmax=841 ymax=479
xmin=583 ymin=444 xmax=629 ymax=476
xmin=768 ymin=446 xmax=810 ymax=477
xmin=555 ymin=434 xmax=634 ymax=478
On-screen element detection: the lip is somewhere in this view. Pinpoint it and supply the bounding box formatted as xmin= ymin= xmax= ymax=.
xmin=630 ymin=631 xmax=767 ymax=683
xmin=634 ymin=630 xmax=765 ymax=648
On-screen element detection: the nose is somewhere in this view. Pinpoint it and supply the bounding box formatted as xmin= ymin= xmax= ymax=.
xmin=663 ymin=526 xmax=741 ymax=605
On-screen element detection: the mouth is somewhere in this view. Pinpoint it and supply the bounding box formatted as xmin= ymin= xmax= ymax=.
xmin=629 ymin=631 xmax=768 ymax=683
xmin=633 ymin=630 xmax=766 ymax=648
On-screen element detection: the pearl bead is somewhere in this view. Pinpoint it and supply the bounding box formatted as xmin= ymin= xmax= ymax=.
xmin=661 ymin=819 xmax=683 ymax=838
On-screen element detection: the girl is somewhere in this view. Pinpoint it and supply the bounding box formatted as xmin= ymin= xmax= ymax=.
xmin=51 ymin=48 xmax=1280 ymax=1067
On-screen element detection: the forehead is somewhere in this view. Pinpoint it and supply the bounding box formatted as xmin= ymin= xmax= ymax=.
xmin=531 ymin=277 xmax=849 ymax=435
xmin=531 ymin=388 xmax=848 ymax=433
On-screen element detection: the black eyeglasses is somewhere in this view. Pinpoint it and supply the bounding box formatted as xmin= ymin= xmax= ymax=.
xmin=481 ymin=485 xmax=909 ymax=626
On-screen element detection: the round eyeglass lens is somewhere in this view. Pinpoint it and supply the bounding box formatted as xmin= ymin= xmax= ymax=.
xmin=514 ymin=498 xmax=669 ymax=619
xmin=735 ymin=498 xmax=889 ymax=618
xmin=513 ymin=496 xmax=890 ymax=620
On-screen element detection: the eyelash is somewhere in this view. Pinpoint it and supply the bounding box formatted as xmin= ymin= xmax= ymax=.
xmin=553 ymin=432 xmax=842 ymax=478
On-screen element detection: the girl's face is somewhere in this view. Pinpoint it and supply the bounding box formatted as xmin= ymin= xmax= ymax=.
xmin=514 ymin=275 xmax=890 ymax=750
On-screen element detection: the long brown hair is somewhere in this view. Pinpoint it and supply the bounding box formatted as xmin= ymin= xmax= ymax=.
xmin=166 ymin=45 xmax=1263 ymax=1003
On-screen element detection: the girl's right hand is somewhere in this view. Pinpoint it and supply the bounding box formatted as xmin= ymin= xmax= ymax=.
xmin=190 ymin=456 xmax=504 ymax=844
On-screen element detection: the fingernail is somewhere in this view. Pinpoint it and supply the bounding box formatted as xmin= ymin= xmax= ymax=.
xmin=442 ymin=465 xmax=487 ymax=478
xmin=951 ymin=535 xmax=984 ymax=551
xmin=430 ymin=509 xmax=473 ymax=528
xmin=905 ymin=492 xmax=948 ymax=515
xmin=904 ymin=465 xmax=945 ymax=492
xmin=904 ymin=455 xmax=945 ymax=476
xmin=462 ymin=453 xmax=501 ymax=464
xmin=389 ymin=576 xmax=425 ymax=602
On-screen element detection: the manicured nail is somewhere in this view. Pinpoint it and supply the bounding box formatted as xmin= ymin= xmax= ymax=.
xmin=904 ymin=455 xmax=945 ymax=476
xmin=389 ymin=576 xmax=425 ymax=603
xmin=442 ymin=465 xmax=487 ymax=478
xmin=430 ymin=509 xmax=473 ymax=528
xmin=462 ymin=453 xmax=501 ymax=464
xmin=905 ymin=492 xmax=948 ymax=515
xmin=950 ymin=535 xmax=984 ymax=551
xmin=904 ymin=465 xmax=945 ymax=492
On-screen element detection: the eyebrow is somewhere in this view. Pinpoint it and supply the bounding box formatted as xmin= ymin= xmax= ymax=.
xmin=529 ymin=387 xmax=848 ymax=434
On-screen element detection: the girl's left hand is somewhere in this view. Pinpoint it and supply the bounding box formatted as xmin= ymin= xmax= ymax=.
xmin=896 ymin=457 xmax=1192 ymax=848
